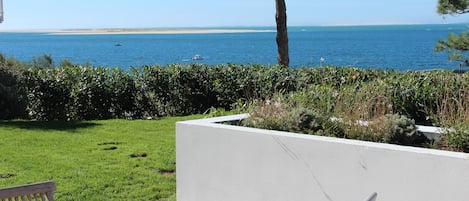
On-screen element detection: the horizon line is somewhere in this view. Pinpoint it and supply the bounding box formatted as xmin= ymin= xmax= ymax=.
xmin=0 ymin=22 xmax=466 ymax=32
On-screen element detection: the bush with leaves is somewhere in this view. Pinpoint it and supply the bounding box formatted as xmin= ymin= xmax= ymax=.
xmin=242 ymin=93 xmax=424 ymax=146
xmin=441 ymin=125 xmax=469 ymax=152
xmin=342 ymin=114 xmax=422 ymax=145
xmin=110 ymin=68 xmax=139 ymax=119
xmin=72 ymin=66 xmax=115 ymax=120
xmin=3 ymin=54 xmax=467 ymax=128
xmin=23 ymin=68 xmax=73 ymax=120
xmin=0 ymin=54 xmax=28 ymax=119
xmin=242 ymin=95 xmax=343 ymax=136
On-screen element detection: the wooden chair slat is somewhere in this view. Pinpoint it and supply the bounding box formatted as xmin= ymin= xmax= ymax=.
xmin=0 ymin=181 xmax=55 ymax=201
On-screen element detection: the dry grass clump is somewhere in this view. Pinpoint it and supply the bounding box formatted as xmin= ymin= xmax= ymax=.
xmin=431 ymin=74 xmax=469 ymax=151
xmin=329 ymin=81 xmax=421 ymax=145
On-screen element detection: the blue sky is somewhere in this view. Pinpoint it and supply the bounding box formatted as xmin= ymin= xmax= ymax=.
xmin=1 ymin=0 xmax=467 ymax=30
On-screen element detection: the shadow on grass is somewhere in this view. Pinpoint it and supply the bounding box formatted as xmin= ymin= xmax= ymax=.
xmin=0 ymin=120 xmax=100 ymax=131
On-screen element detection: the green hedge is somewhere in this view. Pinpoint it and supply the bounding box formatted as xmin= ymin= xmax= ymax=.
xmin=16 ymin=64 xmax=304 ymax=120
xmin=1 ymin=55 xmax=467 ymax=123
xmin=0 ymin=55 xmax=28 ymax=119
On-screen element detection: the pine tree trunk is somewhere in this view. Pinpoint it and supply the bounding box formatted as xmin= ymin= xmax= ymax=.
xmin=275 ymin=0 xmax=289 ymax=66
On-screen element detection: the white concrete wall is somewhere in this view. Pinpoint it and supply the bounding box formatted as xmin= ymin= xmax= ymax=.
xmin=176 ymin=114 xmax=469 ymax=201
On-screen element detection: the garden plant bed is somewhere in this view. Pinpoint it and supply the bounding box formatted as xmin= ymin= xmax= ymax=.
xmin=176 ymin=114 xmax=469 ymax=201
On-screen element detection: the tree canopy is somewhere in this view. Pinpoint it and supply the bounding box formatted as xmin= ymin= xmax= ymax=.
xmin=437 ymin=0 xmax=469 ymax=15
xmin=435 ymin=0 xmax=469 ymax=66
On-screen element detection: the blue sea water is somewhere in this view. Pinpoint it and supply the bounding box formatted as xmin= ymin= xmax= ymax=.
xmin=0 ymin=24 xmax=466 ymax=71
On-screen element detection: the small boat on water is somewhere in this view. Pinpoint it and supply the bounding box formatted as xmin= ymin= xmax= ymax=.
xmin=192 ymin=54 xmax=203 ymax=60
xmin=114 ymin=43 xmax=123 ymax=47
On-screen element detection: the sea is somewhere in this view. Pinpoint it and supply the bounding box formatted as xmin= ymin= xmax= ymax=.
xmin=0 ymin=24 xmax=467 ymax=71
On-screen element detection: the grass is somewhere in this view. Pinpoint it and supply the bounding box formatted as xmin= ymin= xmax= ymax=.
xmin=0 ymin=115 xmax=203 ymax=201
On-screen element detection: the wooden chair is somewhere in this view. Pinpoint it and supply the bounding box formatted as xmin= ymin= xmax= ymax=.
xmin=0 ymin=181 xmax=56 ymax=201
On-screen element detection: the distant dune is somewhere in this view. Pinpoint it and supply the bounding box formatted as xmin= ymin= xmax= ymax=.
xmin=0 ymin=28 xmax=274 ymax=35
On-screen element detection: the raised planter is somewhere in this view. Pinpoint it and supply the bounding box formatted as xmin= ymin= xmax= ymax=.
xmin=176 ymin=114 xmax=469 ymax=201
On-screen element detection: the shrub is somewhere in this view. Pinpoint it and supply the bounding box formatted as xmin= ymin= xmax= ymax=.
xmin=241 ymin=70 xmax=439 ymax=148
xmin=2 ymin=54 xmax=467 ymax=151
xmin=135 ymin=64 xmax=192 ymax=117
xmin=441 ymin=125 xmax=469 ymax=152
xmin=72 ymin=66 xmax=115 ymax=120
xmin=110 ymin=68 xmax=139 ymax=119
xmin=0 ymin=54 xmax=28 ymax=119
xmin=0 ymin=53 xmax=465 ymax=131
xmin=343 ymin=114 xmax=421 ymax=145
xmin=23 ymin=67 xmax=74 ymax=120
xmin=24 ymin=66 xmax=139 ymax=120
xmin=30 ymin=54 xmax=54 ymax=68
xmin=242 ymin=95 xmax=343 ymax=136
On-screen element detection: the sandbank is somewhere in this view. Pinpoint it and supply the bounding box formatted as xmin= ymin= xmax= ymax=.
xmin=0 ymin=28 xmax=274 ymax=35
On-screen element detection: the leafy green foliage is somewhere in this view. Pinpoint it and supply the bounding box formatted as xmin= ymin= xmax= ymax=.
xmin=0 ymin=54 xmax=27 ymax=119
xmin=435 ymin=0 xmax=469 ymax=66
xmin=31 ymin=54 xmax=54 ymax=68
xmin=23 ymin=67 xmax=74 ymax=120
xmin=435 ymin=31 xmax=469 ymax=65
xmin=18 ymin=63 xmax=303 ymax=120
xmin=1 ymin=54 xmax=469 ymax=130
xmin=437 ymin=0 xmax=469 ymax=15
xmin=441 ymin=125 xmax=469 ymax=152
xmin=369 ymin=114 xmax=420 ymax=145
xmin=242 ymin=69 xmax=469 ymax=151
xmin=243 ymin=93 xmax=425 ymax=146
xmin=2 ymin=54 xmax=469 ymax=150
xmin=243 ymin=96 xmax=340 ymax=136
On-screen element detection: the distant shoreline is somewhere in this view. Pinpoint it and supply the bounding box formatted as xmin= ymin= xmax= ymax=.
xmin=0 ymin=28 xmax=275 ymax=35
xmin=0 ymin=23 xmax=465 ymax=34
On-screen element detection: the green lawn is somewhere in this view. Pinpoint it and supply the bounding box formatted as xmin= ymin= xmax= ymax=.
xmin=0 ymin=115 xmax=203 ymax=201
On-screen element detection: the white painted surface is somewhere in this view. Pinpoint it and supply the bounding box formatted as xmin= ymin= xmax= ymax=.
xmin=176 ymin=114 xmax=469 ymax=201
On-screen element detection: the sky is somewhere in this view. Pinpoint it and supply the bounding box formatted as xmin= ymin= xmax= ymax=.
xmin=0 ymin=0 xmax=468 ymax=30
